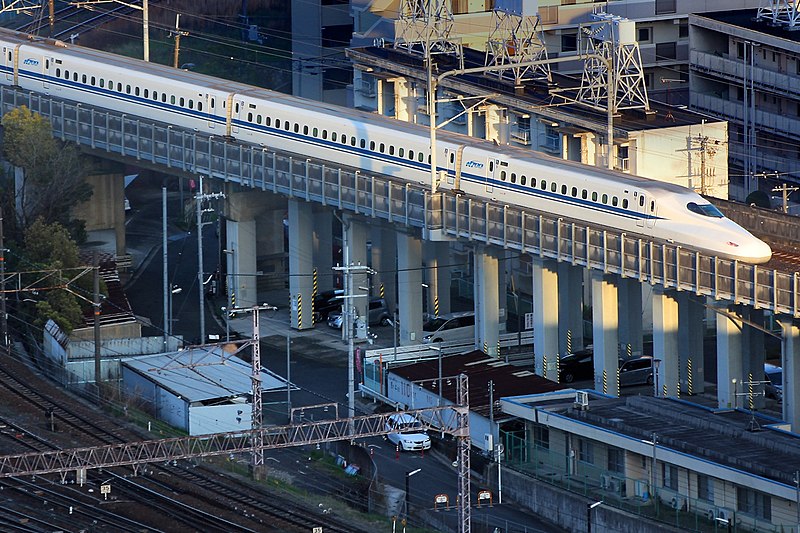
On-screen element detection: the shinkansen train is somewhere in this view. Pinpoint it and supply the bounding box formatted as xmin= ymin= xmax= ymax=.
xmin=0 ymin=29 xmax=772 ymax=263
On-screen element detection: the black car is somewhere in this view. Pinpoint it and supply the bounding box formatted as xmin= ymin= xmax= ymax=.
xmin=558 ymin=349 xmax=594 ymax=383
xmin=312 ymin=289 xmax=343 ymax=323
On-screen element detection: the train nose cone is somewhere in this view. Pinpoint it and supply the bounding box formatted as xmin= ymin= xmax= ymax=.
xmin=737 ymin=239 xmax=772 ymax=264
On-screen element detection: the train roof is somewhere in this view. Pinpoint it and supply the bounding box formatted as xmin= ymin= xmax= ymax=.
xmin=6 ymin=28 xmax=701 ymax=201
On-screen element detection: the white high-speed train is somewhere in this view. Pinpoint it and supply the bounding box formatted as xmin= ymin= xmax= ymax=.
xmin=0 ymin=30 xmax=772 ymax=263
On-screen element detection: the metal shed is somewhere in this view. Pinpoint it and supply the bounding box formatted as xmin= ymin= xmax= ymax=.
xmin=121 ymin=347 xmax=287 ymax=435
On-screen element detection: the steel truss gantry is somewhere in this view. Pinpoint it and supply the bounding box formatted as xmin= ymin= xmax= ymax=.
xmin=757 ymin=0 xmax=800 ymax=29
xmin=394 ymin=0 xmax=463 ymax=66
xmin=485 ymin=7 xmax=551 ymax=85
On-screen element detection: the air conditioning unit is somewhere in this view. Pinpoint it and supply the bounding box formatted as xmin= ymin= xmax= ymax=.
xmin=600 ymin=473 xmax=612 ymax=489
xmin=575 ymin=391 xmax=589 ymax=410
xmin=608 ymin=477 xmax=623 ymax=494
xmin=670 ymin=496 xmax=687 ymax=510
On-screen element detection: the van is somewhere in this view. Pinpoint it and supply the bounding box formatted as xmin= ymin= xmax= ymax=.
xmin=764 ymin=363 xmax=783 ymax=401
xmin=422 ymin=311 xmax=475 ymax=344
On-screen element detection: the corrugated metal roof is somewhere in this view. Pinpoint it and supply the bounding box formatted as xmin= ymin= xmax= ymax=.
xmin=389 ymin=350 xmax=568 ymax=418
xmin=122 ymin=347 xmax=286 ymax=402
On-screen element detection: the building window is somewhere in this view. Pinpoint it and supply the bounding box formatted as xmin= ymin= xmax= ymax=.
xmin=679 ymin=23 xmax=689 ymax=39
xmin=737 ymin=487 xmax=771 ymax=521
xmin=561 ymin=33 xmax=577 ymax=53
xmin=579 ymin=439 xmax=594 ymax=464
xmin=655 ymin=0 xmax=676 ymax=15
xmin=697 ymin=474 xmax=714 ymax=503
xmin=656 ymin=42 xmax=677 ymax=61
xmin=638 ymin=27 xmax=651 ymax=44
xmin=607 ymin=448 xmax=624 ymax=474
xmin=662 ymin=463 xmax=678 ymax=491
xmin=533 ymin=424 xmax=549 ymax=450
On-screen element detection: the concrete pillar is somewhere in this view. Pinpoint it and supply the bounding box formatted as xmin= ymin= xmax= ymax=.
xmin=744 ymin=308 xmax=767 ymax=410
xmin=484 ymin=104 xmax=505 ymax=145
xmin=617 ymin=278 xmax=643 ymax=358
xmin=716 ymin=306 xmax=745 ymax=409
xmin=424 ymin=241 xmax=452 ymax=319
xmin=777 ymin=317 xmax=799 ymax=431
xmin=371 ymin=226 xmax=397 ymax=311
xmin=678 ymin=294 xmax=706 ymax=395
xmin=225 ymin=219 xmax=257 ymax=309
xmin=532 ymin=258 xmax=559 ymax=377
xmin=558 ymin=263 xmax=584 ymax=356
xmin=394 ymin=77 xmax=415 ymax=122
xmin=591 ymin=272 xmax=619 ymax=396
xmin=474 ymin=246 xmax=500 ymax=356
xmin=397 ymin=232 xmax=423 ymax=345
xmin=344 ymin=214 xmax=369 ymax=339
xmin=313 ymin=208 xmax=335 ymax=293
xmin=652 ymin=288 xmax=679 ymax=398
xmin=288 ymin=199 xmax=314 ymax=330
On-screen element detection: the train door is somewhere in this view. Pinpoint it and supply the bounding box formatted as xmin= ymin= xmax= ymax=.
xmin=486 ymin=158 xmax=498 ymax=193
xmin=445 ymin=148 xmax=455 ymax=184
xmin=646 ymin=198 xmax=657 ymax=229
xmin=43 ymin=57 xmax=51 ymax=90
xmin=3 ymin=47 xmax=11 ymax=82
xmin=206 ymin=94 xmax=215 ymax=129
xmin=635 ymin=191 xmax=647 ymax=228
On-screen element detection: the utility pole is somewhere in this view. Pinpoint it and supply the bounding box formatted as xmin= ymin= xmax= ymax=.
xmin=48 ymin=0 xmax=55 ymax=33
xmin=93 ymin=251 xmax=102 ymax=399
xmin=0 ymin=207 xmax=6 ymax=356
xmin=772 ymin=181 xmax=798 ymax=214
xmin=172 ymin=14 xmax=189 ymax=69
xmin=195 ymin=176 xmax=225 ymax=344
xmin=162 ymin=187 xmax=168 ymax=347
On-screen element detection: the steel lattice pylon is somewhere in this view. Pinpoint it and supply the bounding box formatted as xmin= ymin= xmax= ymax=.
xmin=576 ymin=13 xmax=649 ymax=113
xmin=456 ymin=373 xmax=471 ymax=533
xmin=485 ymin=9 xmax=551 ymax=85
xmin=757 ymin=0 xmax=800 ymax=28
xmin=394 ymin=0 xmax=463 ymax=66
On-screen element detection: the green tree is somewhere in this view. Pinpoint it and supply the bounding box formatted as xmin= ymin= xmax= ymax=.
xmin=2 ymin=106 xmax=92 ymax=238
xmin=23 ymin=219 xmax=86 ymax=332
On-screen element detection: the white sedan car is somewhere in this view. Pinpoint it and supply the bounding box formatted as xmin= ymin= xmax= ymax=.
xmin=385 ymin=413 xmax=431 ymax=451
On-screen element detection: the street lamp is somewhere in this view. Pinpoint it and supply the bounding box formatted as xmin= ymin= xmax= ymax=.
xmin=587 ymin=500 xmax=603 ymax=533
xmin=405 ymin=468 xmax=422 ymax=519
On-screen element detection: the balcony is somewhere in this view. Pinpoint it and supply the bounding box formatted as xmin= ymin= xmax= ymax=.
xmin=691 ymin=50 xmax=800 ymax=99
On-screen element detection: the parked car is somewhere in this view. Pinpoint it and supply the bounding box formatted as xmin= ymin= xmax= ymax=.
xmin=764 ymin=363 xmax=783 ymax=401
xmin=327 ymin=297 xmax=391 ymax=328
xmin=558 ymin=349 xmax=594 ymax=383
xmin=619 ymin=356 xmax=654 ymax=387
xmin=385 ymin=413 xmax=431 ymax=451
xmin=312 ymin=289 xmax=343 ymax=323
xmin=422 ymin=311 xmax=475 ymax=343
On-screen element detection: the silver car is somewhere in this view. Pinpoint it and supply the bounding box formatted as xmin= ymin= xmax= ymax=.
xmin=619 ymin=356 xmax=654 ymax=387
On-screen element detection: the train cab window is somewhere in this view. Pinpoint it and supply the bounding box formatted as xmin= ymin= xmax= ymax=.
xmin=500 ymin=171 xmax=507 ymax=181
xmin=602 ymin=194 xmax=608 ymax=204
xmin=686 ymin=202 xmax=722 ymax=217
xmin=571 ymin=187 xmax=577 ymax=197
xmin=612 ymin=196 xmax=618 ymax=207
xmin=622 ymin=199 xmax=628 ymax=208
xmin=510 ymin=173 xmax=516 ymax=183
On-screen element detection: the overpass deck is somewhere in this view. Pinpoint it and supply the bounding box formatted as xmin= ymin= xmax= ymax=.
xmin=6 ymin=86 xmax=799 ymax=319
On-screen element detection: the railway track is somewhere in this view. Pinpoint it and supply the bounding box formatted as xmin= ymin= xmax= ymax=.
xmin=0 ymin=356 xmax=371 ymax=532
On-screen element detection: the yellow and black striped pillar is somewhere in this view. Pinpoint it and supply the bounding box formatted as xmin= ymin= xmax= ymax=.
xmin=297 ymin=293 xmax=303 ymax=328
xmin=434 ymin=295 xmax=439 ymax=317
xmin=542 ymin=354 xmax=548 ymax=379
xmin=687 ymin=359 xmax=693 ymax=396
xmin=602 ymin=369 xmax=607 ymax=395
xmin=312 ymin=268 xmax=318 ymax=319
xmin=380 ymin=283 xmax=385 ymax=299
xmin=566 ymin=330 xmax=572 ymax=355
xmin=483 ymin=341 xmax=488 ymax=355
xmin=748 ymin=372 xmax=754 ymax=410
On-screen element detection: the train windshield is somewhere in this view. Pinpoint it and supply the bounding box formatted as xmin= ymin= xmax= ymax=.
xmin=687 ymin=202 xmax=723 ymax=218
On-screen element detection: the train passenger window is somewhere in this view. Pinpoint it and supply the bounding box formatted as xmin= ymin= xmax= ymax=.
xmin=380 ymin=143 xmax=385 ymax=152
xmin=367 ymin=140 xmax=374 ymax=150
xmin=311 ymin=126 xmax=317 ymax=136
xmin=581 ymin=189 xmax=587 ymax=199
xmin=592 ymin=192 xmax=598 ymax=201
xmin=198 ymin=102 xmax=202 ymax=111
xmin=602 ymin=194 xmax=608 ymax=204
xmin=73 ymin=72 xmax=78 ymax=82
xmin=521 ymin=175 xmax=526 ymax=185
xmin=91 ymin=76 xmax=96 ymax=85
xmin=622 ymin=199 xmax=628 ymax=208
xmin=500 ymin=171 xmax=507 ymax=181
xmin=341 ymin=134 xmax=347 ymax=144
xmin=561 ymin=184 xmax=567 ymax=194
xmin=399 ymin=148 xmax=404 ymax=157
xmin=332 ymin=132 xmax=337 ymax=142
xmin=531 ymin=178 xmax=537 ymax=188
xmin=276 ymin=119 xmax=281 ymax=129
xmin=302 ymin=125 xmax=307 ymax=134
xmin=541 ymin=180 xmax=547 ymax=190
xmin=247 ymin=112 xmax=253 ymax=121
xmin=99 ymin=79 xmax=104 ymax=88
xmin=135 ymin=87 xmax=140 ymax=97
xmin=360 ymin=139 xmax=366 ymax=149
xmin=285 ymin=121 xmax=291 ymax=131
xmin=293 ymin=123 xmax=299 ymax=133
xmin=612 ymin=196 xmax=618 ymax=206
xmin=64 ymin=69 xmax=69 ymax=79
xmin=81 ymin=74 xmax=86 ymax=84
xmin=510 ymin=173 xmax=516 ymax=183
xmin=408 ymin=149 xmax=414 ymax=160
xmin=256 ymin=115 xmax=262 ymax=125
xmin=650 ymin=201 xmax=655 ymax=212
xmin=419 ymin=152 xmax=425 ymax=162
xmin=143 ymin=89 xmax=148 ymax=98
xmin=170 ymin=95 xmax=176 ymax=105
xmin=189 ymin=99 xmax=194 ymax=109
xmin=351 ymin=137 xmax=356 ymax=147
xmin=56 ymin=68 xmax=61 ymax=77
xmin=639 ymin=195 xmax=645 ymax=207
xmin=161 ymin=94 xmax=167 ymax=103
xmin=389 ymin=145 xmax=394 ymax=155
xmin=126 ymin=84 xmax=131 ymax=94
xmin=322 ymin=130 xmax=327 ymax=139
xmin=551 ymin=182 xmax=557 ymax=193
xmin=571 ymin=187 xmax=577 ymax=197
xmin=179 ymin=97 xmax=185 ymax=106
